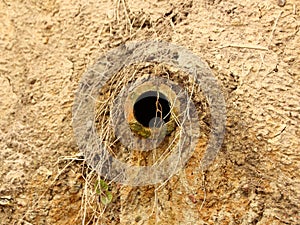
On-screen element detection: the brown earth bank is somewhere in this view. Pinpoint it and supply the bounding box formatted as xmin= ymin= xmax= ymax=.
xmin=0 ymin=0 xmax=299 ymax=224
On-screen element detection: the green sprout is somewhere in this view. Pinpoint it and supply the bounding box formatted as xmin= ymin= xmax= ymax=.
xmin=94 ymin=179 xmax=113 ymax=205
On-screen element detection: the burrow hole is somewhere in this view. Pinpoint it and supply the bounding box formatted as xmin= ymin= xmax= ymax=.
xmin=133 ymin=91 xmax=171 ymax=128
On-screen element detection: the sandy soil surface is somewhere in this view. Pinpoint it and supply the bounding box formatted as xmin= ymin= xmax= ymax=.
xmin=0 ymin=0 xmax=299 ymax=224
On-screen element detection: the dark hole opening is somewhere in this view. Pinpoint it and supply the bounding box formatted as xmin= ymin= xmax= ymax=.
xmin=133 ymin=91 xmax=171 ymax=128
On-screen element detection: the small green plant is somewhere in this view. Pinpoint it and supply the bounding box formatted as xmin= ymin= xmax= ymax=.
xmin=94 ymin=179 xmax=113 ymax=205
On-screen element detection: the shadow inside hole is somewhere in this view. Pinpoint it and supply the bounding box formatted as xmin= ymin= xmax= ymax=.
xmin=133 ymin=91 xmax=171 ymax=128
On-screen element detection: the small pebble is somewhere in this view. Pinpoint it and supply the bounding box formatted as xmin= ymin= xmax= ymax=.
xmin=277 ymin=0 xmax=286 ymax=7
